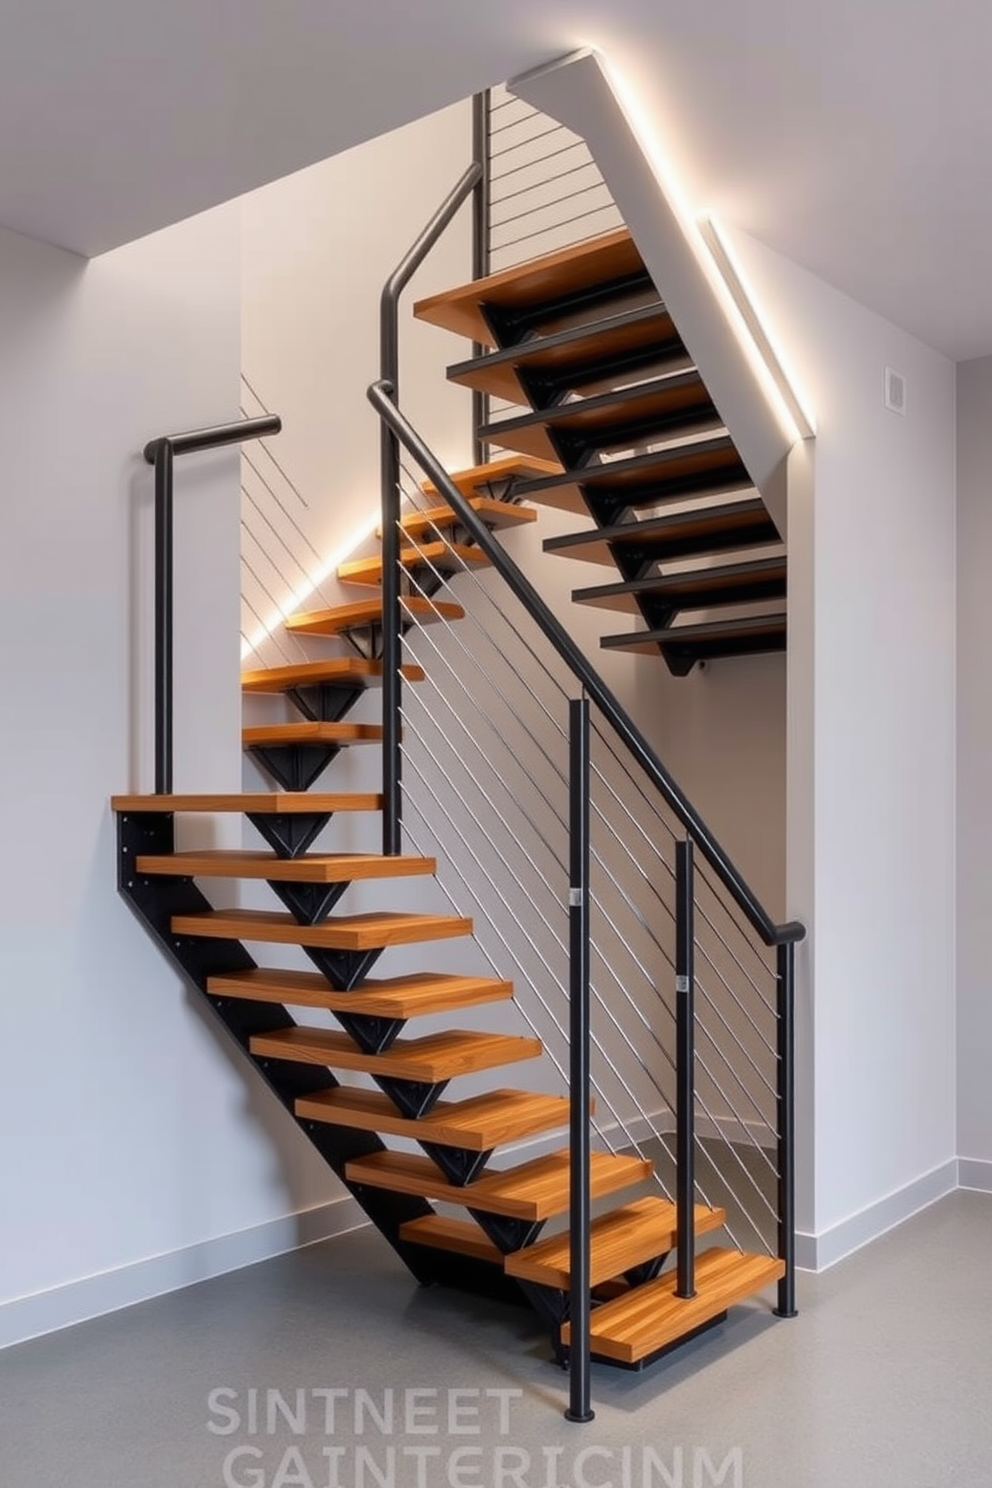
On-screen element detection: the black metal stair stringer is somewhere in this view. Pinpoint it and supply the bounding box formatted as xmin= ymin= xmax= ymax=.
xmin=116 ymin=809 xmax=440 ymax=1285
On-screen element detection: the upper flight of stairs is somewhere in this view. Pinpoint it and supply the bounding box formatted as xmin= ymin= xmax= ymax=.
xmin=415 ymin=226 xmax=787 ymax=676
xmin=115 ymin=227 xmax=788 ymax=1386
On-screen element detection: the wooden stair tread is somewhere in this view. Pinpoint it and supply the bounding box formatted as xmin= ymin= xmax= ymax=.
xmin=296 ymin=1087 xmax=569 ymax=1150
xmin=398 ymin=1216 xmax=503 ymax=1266
xmin=561 ymin=1247 xmax=785 ymax=1363
xmin=504 ymin=1196 xmax=725 ymax=1289
xmin=394 ymin=497 xmax=537 ymax=541
xmin=515 ymin=435 xmax=749 ymax=515
xmin=419 ymin=457 xmax=559 ymax=501
xmin=285 ymin=596 xmax=463 ymax=635
xmin=345 ymin=1148 xmax=652 ymax=1221
xmin=111 ymin=792 xmax=382 ymax=814
xmin=479 ymin=371 xmax=719 ymax=464
xmin=251 ymin=1028 xmax=542 ymax=1081
xmin=241 ymin=658 xmax=424 ymax=693
xmin=171 ymin=908 xmax=472 ymax=950
xmin=207 ymin=968 xmax=513 ymax=1018
xmin=138 ymin=850 xmax=434 ymax=883
xmin=573 ymin=557 xmax=788 ymax=615
xmin=242 ymin=722 xmax=382 ymax=746
xmin=603 ymin=613 xmax=787 ymax=656
xmin=544 ymin=497 xmax=778 ymax=568
xmin=446 ymin=303 xmax=682 ymax=404
xmin=413 ymin=228 xmax=645 ymax=346
xmin=338 ymin=543 xmax=489 ymax=588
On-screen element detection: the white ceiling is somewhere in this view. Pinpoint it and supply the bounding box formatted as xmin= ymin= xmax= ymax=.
xmin=3 ymin=0 xmax=990 ymax=358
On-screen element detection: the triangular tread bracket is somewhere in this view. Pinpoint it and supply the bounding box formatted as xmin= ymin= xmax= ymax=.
xmin=267 ymin=879 xmax=350 ymax=926
xmin=420 ymin=1144 xmax=494 ymax=1187
xmin=287 ymin=684 xmax=365 ymax=723
xmin=303 ymin=944 xmax=385 ymax=990
xmin=248 ymin=744 xmax=342 ymax=793
xmin=246 ymin=812 xmax=332 ymax=859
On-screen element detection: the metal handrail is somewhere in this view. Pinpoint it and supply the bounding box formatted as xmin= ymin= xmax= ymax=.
xmin=378 ymin=161 xmax=482 ymax=853
xmin=368 ymin=378 xmax=803 ymax=952
xmin=143 ymin=414 xmax=282 ymax=793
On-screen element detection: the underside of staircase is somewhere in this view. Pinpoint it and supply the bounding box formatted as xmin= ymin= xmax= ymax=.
xmin=115 ymin=227 xmax=788 ymax=1389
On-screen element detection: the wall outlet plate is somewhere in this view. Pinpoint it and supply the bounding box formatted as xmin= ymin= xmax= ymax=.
xmin=885 ymin=366 xmax=907 ymax=415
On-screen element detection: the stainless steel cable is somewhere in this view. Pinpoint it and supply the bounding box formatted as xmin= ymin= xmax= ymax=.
xmin=400 ymin=658 xmax=722 ymax=1219
xmin=490 ymin=122 xmax=566 ymax=160
xmin=400 ymin=744 xmax=668 ymax=1183
xmin=241 ymin=453 xmax=339 ymax=609
xmin=488 ymin=107 xmax=541 ymax=137
xmin=239 ymin=534 xmax=310 ymax=663
xmin=396 ymin=522 xmax=760 ymax=1231
xmin=492 ymin=181 xmax=614 ymax=233
xmin=400 ymin=699 xmax=688 ymax=1189
xmin=489 ymin=139 xmax=587 ymax=185
xmin=491 ymin=157 xmax=601 ymax=211
xmin=494 ymin=206 xmax=622 ymax=256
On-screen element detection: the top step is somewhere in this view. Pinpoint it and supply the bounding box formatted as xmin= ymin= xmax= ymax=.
xmin=414 ymin=229 xmax=648 ymax=347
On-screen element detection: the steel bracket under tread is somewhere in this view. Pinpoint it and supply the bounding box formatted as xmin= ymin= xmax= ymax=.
xmin=514 ymin=1277 xmax=571 ymax=1335
xmin=520 ymin=336 xmax=687 ymax=410
xmin=334 ymin=1012 xmax=406 ymax=1056
xmin=376 ymin=1077 xmax=449 ymax=1120
xmin=303 ymin=944 xmax=384 ymax=990
xmin=419 ymin=1144 xmax=493 ymax=1187
xmin=467 ymin=1210 xmax=545 ymax=1255
xmin=481 ymin=270 xmax=655 ymax=349
xmin=248 ymin=743 xmax=342 ymax=793
xmin=624 ymin=1253 xmax=669 ymax=1287
xmin=246 ymin=812 xmax=331 ymax=859
xmin=267 ymin=879 xmax=349 ymax=926
xmin=115 ymin=811 xmax=439 ymax=1286
xmin=286 ymin=683 xmax=365 ymax=723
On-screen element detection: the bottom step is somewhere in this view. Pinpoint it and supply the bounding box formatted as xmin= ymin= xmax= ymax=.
xmin=562 ymin=1247 xmax=784 ymax=1364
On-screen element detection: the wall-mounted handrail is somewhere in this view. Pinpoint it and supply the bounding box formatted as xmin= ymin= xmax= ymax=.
xmin=367 ymin=378 xmax=803 ymax=951
xmin=379 ymin=161 xmax=483 ymax=854
xmin=143 ymin=414 xmax=282 ymax=794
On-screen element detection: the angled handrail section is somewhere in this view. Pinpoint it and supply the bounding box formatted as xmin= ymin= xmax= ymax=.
xmin=368 ymin=377 xmax=801 ymax=951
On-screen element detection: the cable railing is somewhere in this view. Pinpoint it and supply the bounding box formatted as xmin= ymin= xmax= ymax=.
xmin=388 ymin=480 xmax=778 ymax=1254
xmin=367 ymin=149 xmax=803 ymax=1414
xmin=367 ymin=162 xmax=804 ymax=1422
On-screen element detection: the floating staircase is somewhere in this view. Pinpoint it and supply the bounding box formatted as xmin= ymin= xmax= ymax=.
xmin=415 ymin=226 xmax=787 ymax=676
xmin=116 ymin=226 xmax=792 ymax=1389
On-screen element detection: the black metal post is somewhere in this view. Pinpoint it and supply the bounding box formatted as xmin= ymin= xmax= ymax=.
xmin=471 ymin=90 xmax=492 ymax=468
xmin=153 ymin=439 xmax=174 ymax=795
xmin=675 ymin=839 xmax=696 ymax=1299
xmin=565 ymin=696 xmax=594 ymax=1424
xmin=379 ymin=383 xmax=402 ymax=856
xmin=144 ymin=415 xmax=281 ymax=797
xmin=775 ymin=941 xmax=798 ymax=1317
xmin=378 ymin=163 xmax=482 ymax=856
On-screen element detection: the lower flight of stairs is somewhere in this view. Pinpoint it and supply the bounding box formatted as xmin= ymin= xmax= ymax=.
xmin=113 ymin=454 xmax=784 ymax=1370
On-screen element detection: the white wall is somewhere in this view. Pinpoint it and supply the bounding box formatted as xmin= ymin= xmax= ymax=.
xmin=0 ymin=207 xmax=344 ymax=1350
xmin=239 ymin=100 xmax=476 ymax=664
xmin=956 ymin=355 xmax=992 ymax=1188
xmin=730 ymin=230 xmax=958 ymax=1263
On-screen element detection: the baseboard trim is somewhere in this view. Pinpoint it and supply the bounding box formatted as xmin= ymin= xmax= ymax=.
xmin=0 ymin=1195 xmax=365 ymax=1352
xmin=957 ymin=1157 xmax=992 ymax=1193
xmin=795 ymin=1158 xmax=958 ymax=1272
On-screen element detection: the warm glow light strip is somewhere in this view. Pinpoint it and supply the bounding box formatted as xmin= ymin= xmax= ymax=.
xmin=239 ymin=509 xmax=380 ymax=659
xmin=594 ymin=56 xmax=816 ymax=445
xmin=700 ymin=214 xmax=816 ymax=439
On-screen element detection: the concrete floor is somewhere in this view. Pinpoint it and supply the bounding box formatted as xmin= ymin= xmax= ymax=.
xmin=1 ymin=1189 xmax=991 ymax=1487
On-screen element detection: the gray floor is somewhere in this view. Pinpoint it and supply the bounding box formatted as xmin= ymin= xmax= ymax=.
xmin=2 ymin=1190 xmax=991 ymax=1487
